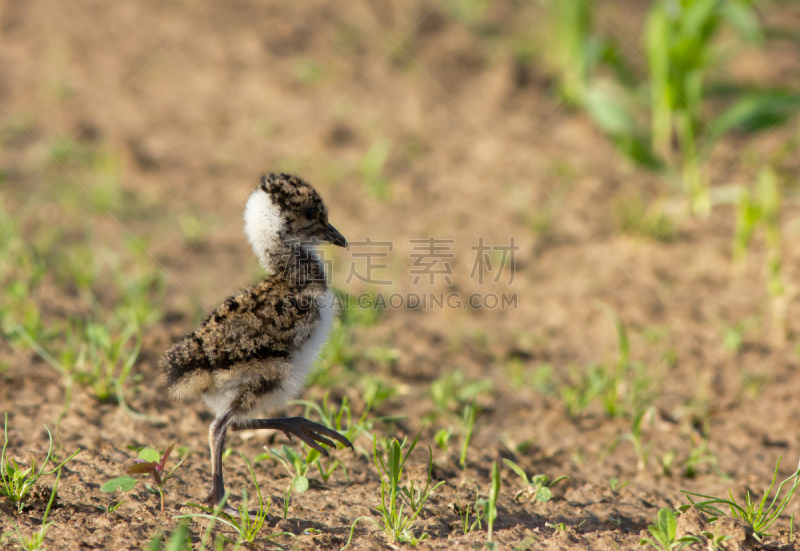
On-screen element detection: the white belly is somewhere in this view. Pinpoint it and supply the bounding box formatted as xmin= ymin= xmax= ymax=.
xmin=288 ymin=291 xmax=335 ymax=390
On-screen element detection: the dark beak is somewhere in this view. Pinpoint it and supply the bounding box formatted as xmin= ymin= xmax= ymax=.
xmin=324 ymin=223 xmax=347 ymax=248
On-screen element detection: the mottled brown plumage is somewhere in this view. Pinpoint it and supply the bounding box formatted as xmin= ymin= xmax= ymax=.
xmin=160 ymin=173 xmax=352 ymax=513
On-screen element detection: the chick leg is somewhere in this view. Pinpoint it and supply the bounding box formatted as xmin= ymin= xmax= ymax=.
xmin=205 ymin=411 xmax=233 ymax=507
xmin=231 ymin=416 xmax=354 ymax=455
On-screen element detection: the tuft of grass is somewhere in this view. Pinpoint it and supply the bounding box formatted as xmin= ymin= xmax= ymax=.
xmin=0 ymin=414 xmax=80 ymax=512
xmin=2 ymin=209 xmax=164 ymax=418
xmin=681 ymin=455 xmax=800 ymax=541
xmin=5 ymin=469 xmax=62 ymax=551
xmin=556 ymin=306 xmax=655 ymax=420
xmin=178 ymin=455 xmax=293 ymax=547
xmin=645 ymin=0 xmax=762 ymax=216
xmin=13 ymin=318 xmax=144 ymax=408
xmin=639 ymin=507 xmax=703 ymax=550
xmin=503 ymin=459 xmax=568 ymax=502
xmin=343 ymin=432 xmax=444 ymax=548
xmin=454 ymin=488 xmax=486 ymax=534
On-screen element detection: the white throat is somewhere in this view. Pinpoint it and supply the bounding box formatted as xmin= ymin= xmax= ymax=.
xmin=243 ymin=190 xmax=285 ymax=271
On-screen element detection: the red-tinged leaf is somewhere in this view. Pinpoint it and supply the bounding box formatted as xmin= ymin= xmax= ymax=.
xmin=152 ymin=469 xmax=162 ymax=486
xmin=127 ymin=461 xmax=157 ymax=474
xmin=158 ymin=444 xmax=175 ymax=473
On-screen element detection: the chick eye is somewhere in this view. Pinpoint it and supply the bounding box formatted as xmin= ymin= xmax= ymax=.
xmin=304 ymin=207 xmax=316 ymax=220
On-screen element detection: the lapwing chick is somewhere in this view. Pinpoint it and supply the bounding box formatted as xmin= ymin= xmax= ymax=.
xmin=161 ymin=173 xmax=353 ymax=511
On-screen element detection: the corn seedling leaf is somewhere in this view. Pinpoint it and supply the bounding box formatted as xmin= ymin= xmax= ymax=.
xmin=502 ymin=459 xmax=529 ymax=485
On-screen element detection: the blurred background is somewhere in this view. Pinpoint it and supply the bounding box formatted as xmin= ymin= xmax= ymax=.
xmin=2 ymin=0 xmax=800 ymax=547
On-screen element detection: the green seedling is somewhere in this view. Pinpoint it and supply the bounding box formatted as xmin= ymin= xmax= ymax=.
xmin=6 ymin=470 xmax=61 ymax=551
xmin=112 ymin=259 xmax=166 ymax=330
xmin=359 ymin=139 xmax=392 ymax=200
xmin=618 ymin=197 xmax=675 ymax=242
xmin=434 ymin=427 xmax=452 ymax=451
xmin=598 ymin=304 xmax=655 ymax=418
xmin=681 ymin=455 xmax=800 ymax=540
xmin=13 ymin=317 xmax=144 ymax=410
xmin=143 ymin=522 xmax=192 ymax=551
xmin=221 ymin=447 xmax=233 ymax=462
xmin=646 ymin=0 xmax=763 ymax=216
xmin=540 ymin=0 xmax=657 ymax=167
xmin=460 ymin=400 xmax=477 ymax=469
xmin=503 ymin=459 xmax=568 ymax=502
xmin=1 ymin=414 xmax=81 ymax=512
xmin=179 ymin=455 xmax=292 ymax=547
xmin=486 ymin=461 xmax=501 ymax=550
xmin=99 ymin=500 xmax=125 ymax=514
xmin=682 ymin=440 xmax=723 ymax=479
xmin=101 ymin=444 xmax=186 ymax=513
xmin=621 ymin=408 xmax=653 ymax=472
xmin=315 ymin=451 xmax=349 ymax=483
xmin=364 ymin=346 xmax=400 ymax=369
xmin=699 ymin=531 xmax=732 ymax=550
xmin=733 ymin=167 xmax=787 ymax=339
xmin=342 ymin=432 xmax=444 ymax=548
xmin=608 ymin=478 xmax=629 ymax=494
xmin=657 ymin=451 xmax=677 ymax=477
xmin=559 ymin=364 xmax=607 ymax=418
xmin=430 ymin=369 xmax=492 ymax=416
xmin=283 ymin=484 xmax=293 ymax=520
xmin=546 ymin=0 xmax=593 ymax=101
xmin=722 ymin=320 xmax=752 ymax=354
xmin=639 ymin=507 xmax=703 ymax=550
xmin=361 ymin=378 xmax=399 ymax=409
xmin=554 ymin=305 xmax=653 ymax=420
xmin=256 ymin=444 xmax=313 ymax=492
xmin=454 ymin=488 xmax=486 ymax=534
xmin=180 ymin=491 xmax=228 ymax=551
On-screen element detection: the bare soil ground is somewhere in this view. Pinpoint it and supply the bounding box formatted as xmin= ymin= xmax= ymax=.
xmin=3 ymin=0 xmax=800 ymax=549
